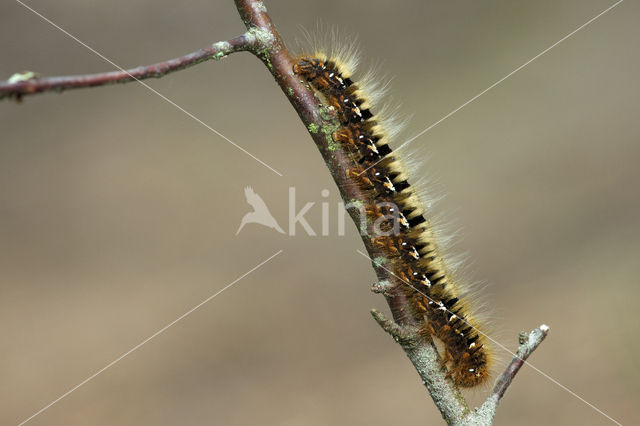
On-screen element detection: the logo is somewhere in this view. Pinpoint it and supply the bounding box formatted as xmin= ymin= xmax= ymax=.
xmin=236 ymin=186 xmax=285 ymax=235
xmin=236 ymin=186 xmax=404 ymax=237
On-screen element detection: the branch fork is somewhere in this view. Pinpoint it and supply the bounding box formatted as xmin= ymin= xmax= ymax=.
xmin=372 ymin=308 xmax=549 ymax=425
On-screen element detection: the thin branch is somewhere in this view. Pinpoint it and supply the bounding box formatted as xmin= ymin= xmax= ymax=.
xmin=469 ymin=325 xmax=550 ymax=425
xmin=493 ymin=325 xmax=550 ymax=399
xmin=372 ymin=310 xmax=470 ymax=423
xmin=0 ymin=34 xmax=252 ymax=101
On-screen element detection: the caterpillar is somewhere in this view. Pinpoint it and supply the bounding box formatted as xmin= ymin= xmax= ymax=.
xmin=294 ymin=46 xmax=492 ymax=387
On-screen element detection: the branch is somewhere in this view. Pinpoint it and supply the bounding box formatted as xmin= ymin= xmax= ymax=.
xmin=230 ymin=3 xmax=480 ymax=423
xmin=229 ymin=3 xmax=551 ymax=424
xmin=371 ymin=310 xmax=470 ymax=423
xmin=0 ymin=34 xmax=253 ymax=101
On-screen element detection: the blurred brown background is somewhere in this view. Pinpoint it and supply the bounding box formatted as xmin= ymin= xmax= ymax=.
xmin=1 ymin=0 xmax=638 ymax=425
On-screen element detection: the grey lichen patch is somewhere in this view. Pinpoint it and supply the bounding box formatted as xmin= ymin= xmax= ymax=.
xmin=454 ymin=390 xmax=472 ymax=417
xmin=8 ymin=71 xmax=39 ymax=84
xmin=470 ymin=394 xmax=499 ymax=426
xmin=252 ymin=0 xmax=267 ymax=13
xmin=211 ymin=40 xmax=231 ymax=54
xmin=373 ymin=256 xmax=387 ymax=267
xmin=372 ymin=279 xmax=393 ymax=294
xmin=248 ymin=27 xmax=275 ymax=50
xmin=407 ymin=343 xmax=471 ymax=423
xmin=307 ymin=123 xmax=319 ymax=134
xmin=518 ymin=331 xmax=528 ymax=345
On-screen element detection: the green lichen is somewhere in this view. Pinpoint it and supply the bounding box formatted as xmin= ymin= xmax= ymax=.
xmin=260 ymin=53 xmax=273 ymax=70
xmin=349 ymin=199 xmax=364 ymax=211
xmin=308 ymin=123 xmax=319 ymax=134
xmin=287 ymin=87 xmax=294 ymax=96
xmin=319 ymin=122 xmax=340 ymax=152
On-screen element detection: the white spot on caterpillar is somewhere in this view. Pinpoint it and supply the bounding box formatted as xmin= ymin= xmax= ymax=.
xmin=408 ymin=247 xmax=420 ymax=259
xmin=383 ymin=177 xmax=395 ymax=191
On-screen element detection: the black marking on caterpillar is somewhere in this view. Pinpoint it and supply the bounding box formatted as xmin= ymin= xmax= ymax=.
xmin=294 ymin=51 xmax=492 ymax=387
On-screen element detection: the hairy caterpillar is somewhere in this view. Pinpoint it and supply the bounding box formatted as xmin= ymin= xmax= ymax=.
xmin=294 ymin=45 xmax=492 ymax=387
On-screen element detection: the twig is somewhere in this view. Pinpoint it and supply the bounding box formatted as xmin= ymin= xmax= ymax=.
xmin=1 ymin=1 xmax=549 ymax=424
xmin=493 ymin=325 xmax=550 ymax=399
xmin=468 ymin=325 xmax=550 ymax=425
xmin=0 ymin=34 xmax=253 ymax=100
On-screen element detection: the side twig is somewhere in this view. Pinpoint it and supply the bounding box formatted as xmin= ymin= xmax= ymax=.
xmin=466 ymin=325 xmax=550 ymax=425
xmin=492 ymin=325 xmax=549 ymax=399
xmin=0 ymin=34 xmax=253 ymax=100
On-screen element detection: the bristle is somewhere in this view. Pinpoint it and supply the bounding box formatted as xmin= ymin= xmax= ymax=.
xmin=297 ymin=24 xmax=360 ymax=78
xmin=294 ymin=37 xmax=493 ymax=388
